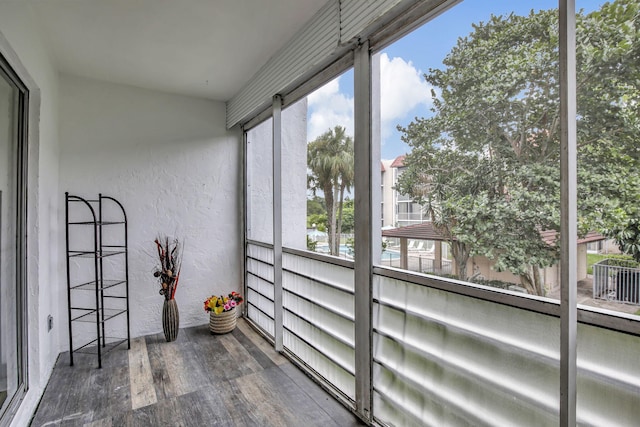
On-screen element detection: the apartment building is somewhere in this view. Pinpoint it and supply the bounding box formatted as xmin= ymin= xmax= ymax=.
xmin=381 ymin=155 xmax=429 ymax=228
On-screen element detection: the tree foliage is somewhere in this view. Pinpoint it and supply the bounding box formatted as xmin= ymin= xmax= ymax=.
xmin=307 ymin=213 xmax=327 ymax=231
xmin=340 ymin=199 xmax=355 ymax=234
xmin=307 ymin=196 xmax=327 ymax=216
xmin=307 ymin=196 xmax=328 ymax=231
xmin=397 ymin=0 xmax=639 ymax=294
xmin=575 ymin=0 xmax=640 ymax=259
xmin=307 ymin=126 xmax=354 ymax=255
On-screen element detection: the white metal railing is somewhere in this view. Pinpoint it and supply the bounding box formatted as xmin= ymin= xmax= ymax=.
xmin=372 ymin=270 xmax=640 ymax=426
xmin=593 ymin=259 xmax=640 ymax=305
xmin=246 ymin=242 xmax=640 ymax=425
xmin=246 ymin=242 xmax=276 ymax=337
xmin=246 ymin=242 xmax=357 ymax=406
xmin=395 ymin=212 xmax=425 ymax=221
xmin=282 ymin=249 xmax=356 ymax=403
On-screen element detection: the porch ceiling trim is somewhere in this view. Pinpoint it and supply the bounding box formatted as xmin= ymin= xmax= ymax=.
xmin=227 ymin=0 xmax=452 ymax=129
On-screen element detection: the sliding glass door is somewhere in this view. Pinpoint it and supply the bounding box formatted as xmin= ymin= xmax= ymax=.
xmin=0 ymin=53 xmax=28 ymax=422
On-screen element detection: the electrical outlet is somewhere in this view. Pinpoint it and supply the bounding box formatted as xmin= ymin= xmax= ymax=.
xmin=47 ymin=315 xmax=53 ymax=331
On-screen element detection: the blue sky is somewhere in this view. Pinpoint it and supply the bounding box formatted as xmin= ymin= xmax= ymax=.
xmin=306 ymin=0 xmax=606 ymax=160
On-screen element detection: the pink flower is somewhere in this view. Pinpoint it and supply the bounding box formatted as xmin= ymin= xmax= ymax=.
xmin=230 ymin=300 xmax=237 ymax=307
xmin=224 ymin=303 xmax=231 ymax=311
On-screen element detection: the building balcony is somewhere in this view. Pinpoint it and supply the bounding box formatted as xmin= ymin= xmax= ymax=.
xmin=2 ymin=0 xmax=639 ymax=426
xmin=395 ymin=213 xmax=426 ymax=222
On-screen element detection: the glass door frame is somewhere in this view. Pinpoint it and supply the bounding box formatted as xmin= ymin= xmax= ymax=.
xmin=0 ymin=51 xmax=29 ymax=424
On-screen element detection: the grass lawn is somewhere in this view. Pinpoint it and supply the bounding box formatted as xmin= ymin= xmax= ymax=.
xmin=586 ymin=253 xmax=636 ymax=275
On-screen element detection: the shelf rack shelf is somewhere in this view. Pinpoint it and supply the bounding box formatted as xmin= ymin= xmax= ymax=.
xmin=65 ymin=193 xmax=131 ymax=368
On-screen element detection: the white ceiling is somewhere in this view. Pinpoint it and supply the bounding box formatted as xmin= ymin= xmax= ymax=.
xmin=31 ymin=0 xmax=326 ymax=101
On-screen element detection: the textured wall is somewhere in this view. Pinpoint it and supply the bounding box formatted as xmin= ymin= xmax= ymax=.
xmin=246 ymin=118 xmax=273 ymax=244
xmin=281 ymin=98 xmax=308 ymax=250
xmin=59 ymin=74 xmax=242 ymax=340
xmin=245 ymin=98 xmax=308 ymax=249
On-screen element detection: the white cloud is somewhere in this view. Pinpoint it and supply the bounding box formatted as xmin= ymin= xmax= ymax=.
xmin=379 ymin=53 xmax=432 ymax=139
xmin=305 ymin=54 xmax=431 ymax=145
xmin=307 ymin=77 xmax=354 ymax=142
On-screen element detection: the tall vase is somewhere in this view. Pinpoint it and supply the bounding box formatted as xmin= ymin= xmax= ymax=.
xmin=162 ymin=299 xmax=179 ymax=342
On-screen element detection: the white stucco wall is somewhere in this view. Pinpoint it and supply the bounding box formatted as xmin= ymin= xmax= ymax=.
xmin=577 ymin=243 xmax=587 ymax=280
xmin=246 ymin=118 xmax=274 ymax=244
xmin=0 ymin=2 xmax=62 ymax=426
xmin=244 ymin=99 xmax=306 ymax=253
xmin=58 ymin=74 xmax=242 ymax=340
xmin=282 ymin=98 xmax=308 ymax=250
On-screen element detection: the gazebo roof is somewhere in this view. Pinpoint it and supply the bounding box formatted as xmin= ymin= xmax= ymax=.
xmin=382 ymin=222 xmax=446 ymax=240
xmin=382 ymin=222 xmax=606 ymax=245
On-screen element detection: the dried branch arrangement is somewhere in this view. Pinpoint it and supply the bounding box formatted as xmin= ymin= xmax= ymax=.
xmin=153 ymin=236 xmax=183 ymax=300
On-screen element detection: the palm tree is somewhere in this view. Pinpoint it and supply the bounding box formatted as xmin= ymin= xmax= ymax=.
xmin=335 ymin=132 xmax=354 ymax=255
xmin=307 ymin=126 xmax=354 ymax=256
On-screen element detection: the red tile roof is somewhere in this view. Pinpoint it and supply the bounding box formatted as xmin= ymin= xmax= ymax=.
xmin=539 ymin=230 xmax=605 ymax=245
xmin=390 ymin=155 xmax=405 ymax=168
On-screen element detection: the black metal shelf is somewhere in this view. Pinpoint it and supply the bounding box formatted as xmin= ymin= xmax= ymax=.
xmin=68 ymin=250 xmax=126 ymax=258
xmin=73 ymin=337 xmax=128 ymax=355
xmin=68 ymin=221 xmax=126 ymax=226
xmin=65 ymin=193 xmax=131 ymax=368
xmin=70 ymin=279 xmax=126 ymax=291
xmin=70 ymin=307 xmax=127 ymax=323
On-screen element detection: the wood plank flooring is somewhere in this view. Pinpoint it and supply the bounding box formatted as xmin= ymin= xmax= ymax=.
xmin=30 ymin=319 xmax=364 ymax=427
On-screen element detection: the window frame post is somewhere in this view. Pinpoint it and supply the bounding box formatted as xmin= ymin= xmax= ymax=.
xmin=354 ymin=41 xmax=373 ymax=422
xmin=272 ymin=94 xmax=284 ymax=352
xmin=559 ymin=0 xmax=577 ymax=424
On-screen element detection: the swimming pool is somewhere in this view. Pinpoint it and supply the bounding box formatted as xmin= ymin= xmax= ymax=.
xmin=315 ymin=245 xmax=400 ymax=260
xmin=316 ymin=244 xmax=354 ymax=255
xmin=381 ymin=250 xmax=401 ymax=261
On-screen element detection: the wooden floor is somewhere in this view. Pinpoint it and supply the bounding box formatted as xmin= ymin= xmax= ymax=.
xmin=30 ymin=319 xmax=364 ymax=426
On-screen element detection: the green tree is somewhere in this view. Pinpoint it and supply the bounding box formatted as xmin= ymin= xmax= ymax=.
xmin=307 ymin=196 xmax=327 ymax=216
xmin=397 ymin=0 xmax=639 ymax=294
xmin=307 ymin=213 xmax=327 ymax=231
xmin=608 ymin=202 xmax=640 ymax=263
xmin=575 ymin=0 xmax=640 ymax=259
xmin=340 ymin=199 xmax=355 ymax=234
xmin=307 ymin=196 xmax=328 ymax=232
xmin=306 ymin=235 xmax=318 ymax=252
xmin=307 ymin=126 xmax=354 ymax=255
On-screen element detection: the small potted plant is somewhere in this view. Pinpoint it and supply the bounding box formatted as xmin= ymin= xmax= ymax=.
xmin=204 ymin=291 xmax=243 ymax=334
